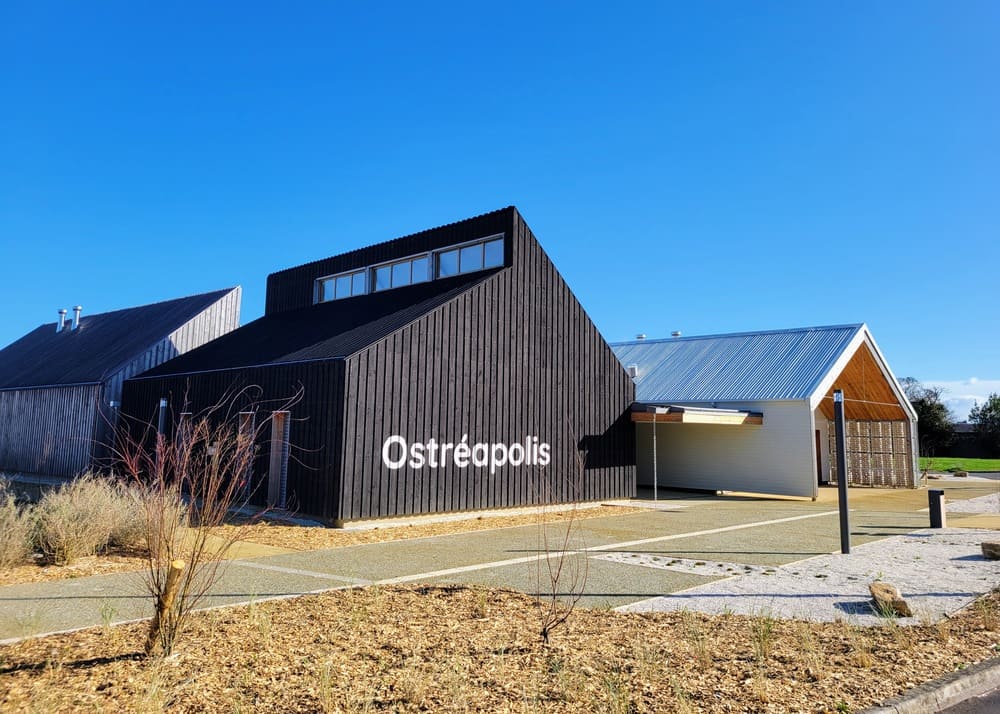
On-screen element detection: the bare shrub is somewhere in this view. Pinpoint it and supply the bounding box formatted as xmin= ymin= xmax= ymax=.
xmin=0 ymin=482 xmax=34 ymax=569
xmin=34 ymin=473 xmax=119 ymax=564
xmin=535 ymin=426 xmax=589 ymax=644
xmin=115 ymin=390 xmax=297 ymax=657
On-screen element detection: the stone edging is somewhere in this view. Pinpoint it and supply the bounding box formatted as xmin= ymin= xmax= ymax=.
xmin=862 ymin=655 xmax=1000 ymax=713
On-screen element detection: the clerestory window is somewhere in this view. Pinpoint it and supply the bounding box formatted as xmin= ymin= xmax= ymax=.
xmin=315 ymin=234 xmax=504 ymax=303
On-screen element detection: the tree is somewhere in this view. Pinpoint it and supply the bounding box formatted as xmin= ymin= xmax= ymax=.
xmin=900 ymin=378 xmax=954 ymax=457
xmin=970 ymin=393 xmax=1000 ymax=454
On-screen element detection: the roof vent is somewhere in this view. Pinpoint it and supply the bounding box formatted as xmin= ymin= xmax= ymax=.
xmin=635 ymin=333 xmax=646 ymax=340
xmin=57 ymin=309 xmax=68 ymax=333
xmin=626 ymin=364 xmax=639 ymax=378
xmin=671 ymin=331 xmax=682 ymax=338
xmin=72 ymin=306 xmax=82 ymax=330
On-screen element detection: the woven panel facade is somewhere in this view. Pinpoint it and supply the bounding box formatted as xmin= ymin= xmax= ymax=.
xmin=828 ymin=420 xmax=914 ymax=487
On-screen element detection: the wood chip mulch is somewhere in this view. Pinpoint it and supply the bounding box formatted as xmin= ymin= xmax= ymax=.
xmin=2 ymin=585 xmax=999 ymax=712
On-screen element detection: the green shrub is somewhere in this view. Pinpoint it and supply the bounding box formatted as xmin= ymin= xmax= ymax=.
xmin=0 ymin=482 xmax=34 ymax=569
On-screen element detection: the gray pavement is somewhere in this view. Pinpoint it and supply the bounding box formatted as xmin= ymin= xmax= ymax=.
xmin=1 ymin=485 xmax=999 ymax=644
xmin=615 ymin=527 xmax=1000 ymax=625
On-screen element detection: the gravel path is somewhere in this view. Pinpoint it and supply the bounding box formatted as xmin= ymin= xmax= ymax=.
xmin=616 ymin=528 xmax=1000 ymax=626
xmin=948 ymin=492 xmax=1000 ymax=514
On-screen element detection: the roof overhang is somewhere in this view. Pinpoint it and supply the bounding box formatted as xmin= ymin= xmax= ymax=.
xmin=809 ymin=325 xmax=916 ymax=422
xmin=631 ymin=403 xmax=763 ymax=426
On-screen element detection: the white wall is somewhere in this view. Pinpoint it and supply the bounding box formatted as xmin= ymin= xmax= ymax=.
xmin=635 ymin=400 xmax=817 ymax=498
xmin=815 ymin=411 xmax=831 ymax=483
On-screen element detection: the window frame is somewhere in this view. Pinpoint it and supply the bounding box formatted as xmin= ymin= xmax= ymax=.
xmin=316 ymin=268 xmax=366 ymax=303
xmin=314 ymin=233 xmax=506 ymax=303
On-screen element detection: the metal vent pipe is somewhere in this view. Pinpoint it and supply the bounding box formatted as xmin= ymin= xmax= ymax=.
xmin=57 ymin=309 xmax=67 ymax=333
xmin=72 ymin=306 xmax=82 ymax=330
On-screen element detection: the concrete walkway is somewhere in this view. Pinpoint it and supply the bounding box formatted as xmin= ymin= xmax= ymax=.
xmin=1 ymin=479 xmax=998 ymax=642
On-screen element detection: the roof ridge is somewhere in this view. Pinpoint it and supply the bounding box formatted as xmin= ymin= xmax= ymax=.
xmin=268 ymin=206 xmax=517 ymax=278
xmin=38 ymin=287 xmax=238 ymax=328
xmin=610 ymin=323 xmax=863 ymax=347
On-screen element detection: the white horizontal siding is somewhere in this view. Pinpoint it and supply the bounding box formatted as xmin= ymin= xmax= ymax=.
xmin=636 ymin=400 xmax=816 ymax=498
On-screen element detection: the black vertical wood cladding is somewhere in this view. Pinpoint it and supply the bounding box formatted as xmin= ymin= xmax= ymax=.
xmin=123 ymin=208 xmax=634 ymax=523
xmin=337 ymin=209 xmax=635 ymax=521
xmin=265 ymin=209 xmax=515 ymax=316
xmin=120 ymin=360 xmax=345 ymax=520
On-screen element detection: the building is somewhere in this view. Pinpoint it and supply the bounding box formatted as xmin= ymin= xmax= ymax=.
xmin=942 ymin=422 xmax=996 ymax=460
xmin=121 ymin=207 xmax=635 ymax=524
xmin=612 ymin=324 xmax=918 ymax=499
xmin=0 ymin=288 xmax=241 ymax=478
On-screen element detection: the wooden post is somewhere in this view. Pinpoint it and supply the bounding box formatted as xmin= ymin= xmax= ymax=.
xmin=144 ymin=559 xmax=185 ymax=656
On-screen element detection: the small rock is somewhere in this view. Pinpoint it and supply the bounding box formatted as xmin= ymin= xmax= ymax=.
xmin=982 ymin=542 xmax=1000 ymax=560
xmin=869 ymin=581 xmax=913 ymax=617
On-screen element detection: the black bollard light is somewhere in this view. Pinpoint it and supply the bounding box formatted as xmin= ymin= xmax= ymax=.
xmin=929 ymin=489 xmax=946 ymax=528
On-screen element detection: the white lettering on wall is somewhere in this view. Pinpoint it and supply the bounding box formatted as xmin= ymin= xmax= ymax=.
xmin=381 ymin=434 xmax=408 ymax=470
xmin=382 ymin=434 xmax=552 ymax=473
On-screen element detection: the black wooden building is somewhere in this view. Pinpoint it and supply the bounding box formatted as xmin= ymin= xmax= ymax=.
xmin=121 ymin=208 xmax=634 ymax=524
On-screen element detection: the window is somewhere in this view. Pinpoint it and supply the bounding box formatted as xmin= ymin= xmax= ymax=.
xmin=375 ymin=265 xmax=392 ymax=291
xmin=459 ymin=244 xmax=483 ymax=273
xmin=375 ymin=256 xmax=429 ymax=291
xmin=411 ymin=255 xmax=429 ymax=283
xmin=316 ymin=234 xmax=505 ymax=302
xmin=484 ymin=238 xmax=503 ymax=268
xmin=317 ymin=269 xmax=366 ymax=302
xmin=437 ymin=249 xmax=459 ymax=278
xmin=391 ymin=261 xmax=411 ymax=287
xmin=335 ymin=274 xmax=352 ymax=299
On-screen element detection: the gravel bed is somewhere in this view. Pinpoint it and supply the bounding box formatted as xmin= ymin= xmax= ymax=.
xmin=947 ymin=492 xmax=1000 ymax=514
xmin=617 ymin=528 xmax=1000 ymax=626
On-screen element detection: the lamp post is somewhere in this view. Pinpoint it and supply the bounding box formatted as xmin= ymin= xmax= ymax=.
xmin=834 ymin=390 xmax=850 ymax=554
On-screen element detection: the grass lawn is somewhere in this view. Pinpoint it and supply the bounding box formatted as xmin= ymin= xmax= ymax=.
xmin=920 ymin=456 xmax=1000 ymax=472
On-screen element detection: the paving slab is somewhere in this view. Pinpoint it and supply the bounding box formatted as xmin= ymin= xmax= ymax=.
xmin=2 ymin=481 xmax=998 ymax=642
xmin=422 ymin=554 xmax=721 ymax=611
xmin=617 ymin=528 xmax=1000 ymax=625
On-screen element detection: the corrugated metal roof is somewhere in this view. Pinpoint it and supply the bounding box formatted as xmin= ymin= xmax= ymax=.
xmin=0 ymin=289 xmax=237 ymax=389
xmin=611 ymin=324 xmax=864 ymax=403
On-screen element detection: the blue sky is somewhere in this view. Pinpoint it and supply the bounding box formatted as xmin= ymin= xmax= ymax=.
xmin=2 ymin=2 xmax=997 ymax=418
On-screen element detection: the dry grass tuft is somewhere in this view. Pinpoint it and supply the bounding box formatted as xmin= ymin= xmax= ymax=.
xmin=0 ymin=483 xmax=33 ymax=569
xmin=32 ymin=473 xmax=145 ymax=565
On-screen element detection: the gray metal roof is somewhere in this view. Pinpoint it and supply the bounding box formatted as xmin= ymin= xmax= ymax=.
xmin=611 ymin=324 xmax=864 ymax=403
xmin=0 ymin=289 xmax=237 ymax=389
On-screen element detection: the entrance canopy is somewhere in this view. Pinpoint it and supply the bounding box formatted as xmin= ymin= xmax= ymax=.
xmin=631 ymin=403 xmax=763 ymax=426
